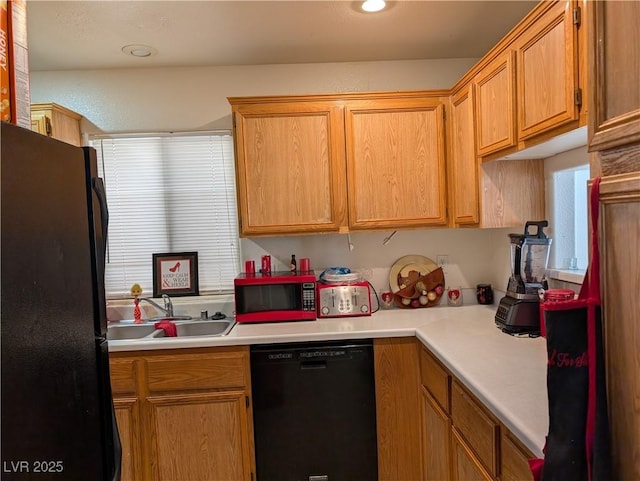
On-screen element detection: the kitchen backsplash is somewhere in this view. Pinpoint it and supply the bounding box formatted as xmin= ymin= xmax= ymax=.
xmin=241 ymin=227 xmax=514 ymax=297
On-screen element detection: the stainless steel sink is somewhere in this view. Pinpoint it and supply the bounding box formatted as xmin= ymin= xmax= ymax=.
xmin=107 ymin=318 xmax=236 ymax=341
xmin=106 ymin=323 xmax=161 ymax=340
xmin=174 ymin=320 xmax=235 ymax=337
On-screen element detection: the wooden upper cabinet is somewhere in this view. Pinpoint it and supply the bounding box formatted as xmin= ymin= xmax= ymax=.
xmin=588 ymin=0 xmax=640 ymax=152
xmin=515 ymin=0 xmax=580 ymax=141
xmin=230 ymin=99 xmax=347 ymax=236
xmin=345 ymin=97 xmax=447 ymax=230
xmin=474 ymin=50 xmax=517 ymax=157
xmin=30 ymin=103 xmax=82 ymax=146
xmin=449 ymin=84 xmax=480 ymax=226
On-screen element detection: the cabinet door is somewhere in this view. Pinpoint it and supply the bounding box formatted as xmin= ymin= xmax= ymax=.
xmin=374 ymin=338 xmax=423 ymax=481
xmin=110 ymin=357 xmax=142 ymax=481
xmin=516 ymin=0 xmax=580 ymax=140
xmin=451 ymin=381 xmax=499 ymax=478
xmin=449 ymin=85 xmax=479 ymax=225
xmin=421 ymin=387 xmax=451 ymax=481
xmin=588 ymin=1 xmax=640 ymax=151
xmin=147 ymin=391 xmax=253 ymax=481
xmin=475 ymin=51 xmax=517 ymax=157
xmin=451 ymin=428 xmax=494 ymax=481
xmin=233 ymin=101 xmax=347 ymax=236
xmin=501 ymin=431 xmax=534 ymax=481
xmin=113 ymin=398 xmax=141 ymax=481
xmin=599 ymin=174 xmax=640 ymax=481
xmin=345 ymin=98 xmax=447 ymax=230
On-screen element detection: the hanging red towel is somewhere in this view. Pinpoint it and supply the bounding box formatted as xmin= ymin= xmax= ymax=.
xmin=154 ymin=320 xmax=177 ymax=337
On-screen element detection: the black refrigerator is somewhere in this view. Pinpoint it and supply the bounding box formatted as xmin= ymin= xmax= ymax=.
xmin=1 ymin=122 xmax=121 ymax=480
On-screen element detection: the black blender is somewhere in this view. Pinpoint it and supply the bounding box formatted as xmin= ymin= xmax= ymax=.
xmin=495 ymin=221 xmax=552 ymax=335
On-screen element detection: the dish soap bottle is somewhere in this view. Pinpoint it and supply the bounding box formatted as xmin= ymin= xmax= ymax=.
xmin=290 ymin=255 xmax=297 ymax=272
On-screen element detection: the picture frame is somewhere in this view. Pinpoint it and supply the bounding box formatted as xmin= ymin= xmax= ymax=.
xmin=152 ymin=252 xmax=199 ymax=297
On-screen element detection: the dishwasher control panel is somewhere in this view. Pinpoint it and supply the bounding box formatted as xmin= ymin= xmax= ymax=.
xmin=316 ymin=282 xmax=372 ymax=318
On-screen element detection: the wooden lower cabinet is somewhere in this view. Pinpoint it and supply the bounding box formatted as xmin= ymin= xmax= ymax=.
xmin=421 ymin=386 xmax=451 ymax=481
xmin=598 ymin=173 xmax=640 ymax=481
xmin=451 ymin=381 xmax=499 ymax=478
xmin=109 ymin=347 xmax=255 ymax=481
xmin=374 ymin=338 xmax=423 ymax=481
xmin=419 ymin=342 xmax=536 ymax=481
xmin=113 ymin=397 xmax=141 ymax=481
xmin=452 ymin=428 xmax=494 ymax=481
xmin=501 ymin=431 xmax=535 ymax=481
xmin=147 ymin=391 xmax=251 ymax=481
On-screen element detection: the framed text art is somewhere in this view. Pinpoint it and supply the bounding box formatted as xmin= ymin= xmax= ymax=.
xmin=152 ymin=252 xmax=199 ymax=297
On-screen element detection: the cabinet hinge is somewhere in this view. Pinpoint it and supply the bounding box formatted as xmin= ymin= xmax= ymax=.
xmin=574 ymin=88 xmax=583 ymax=108
xmin=245 ymin=395 xmax=250 ymax=408
xmin=573 ymin=5 xmax=581 ymax=28
xmin=44 ymin=116 xmax=53 ymax=136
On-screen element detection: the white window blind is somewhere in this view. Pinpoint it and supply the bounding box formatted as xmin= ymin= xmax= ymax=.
xmin=91 ymin=133 xmax=240 ymax=298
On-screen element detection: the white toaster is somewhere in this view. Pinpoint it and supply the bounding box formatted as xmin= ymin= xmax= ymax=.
xmin=316 ymin=282 xmax=372 ymax=318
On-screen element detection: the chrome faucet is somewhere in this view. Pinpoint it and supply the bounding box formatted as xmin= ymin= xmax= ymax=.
xmin=139 ymin=294 xmax=174 ymax=317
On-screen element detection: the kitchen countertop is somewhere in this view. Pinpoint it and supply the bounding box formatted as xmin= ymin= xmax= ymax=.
xmin=108 ymin=304 xmax=548 ymax=458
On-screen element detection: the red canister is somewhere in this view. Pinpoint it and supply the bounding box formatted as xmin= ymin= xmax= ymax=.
xmin=540 ymin=289 xmax=575 ymax=337
xmin=261 ymin=255 xmax=271 ymax=274
xmin=544 ymin=289 xmax=575 ymax=302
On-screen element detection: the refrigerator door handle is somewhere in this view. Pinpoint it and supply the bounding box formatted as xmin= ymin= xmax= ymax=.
xmin=92 ymin=177 xmax=109 ymax=244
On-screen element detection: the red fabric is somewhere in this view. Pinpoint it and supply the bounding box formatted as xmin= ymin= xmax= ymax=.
xmin=529 ymin=457 xmax=544 ymax=481
xmin=531 ymin=177 xmax=605 ymax=481
xmin=154 ymin=320 xmax=177 ymax=337
xmin=584 ymin=176 xmax=602 ymax=481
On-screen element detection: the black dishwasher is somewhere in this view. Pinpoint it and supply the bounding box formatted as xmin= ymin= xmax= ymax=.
xmin=250 ymin=339 xmax=378 ymax=481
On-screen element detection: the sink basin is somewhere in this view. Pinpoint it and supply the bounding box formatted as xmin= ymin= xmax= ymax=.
xmin=174 ymin=320 xmax=235 ymax=337
xmin=107 ymin=323 xmax=160 ymax=340
xmin=107 ymin=319 xmax=236 ymax=341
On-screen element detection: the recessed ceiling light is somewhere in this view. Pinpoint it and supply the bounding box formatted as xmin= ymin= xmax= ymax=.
xmin=121 ymin=44 xmax=158 ymax=58
xmin=362 ymin=0 xmax=386 ymax=12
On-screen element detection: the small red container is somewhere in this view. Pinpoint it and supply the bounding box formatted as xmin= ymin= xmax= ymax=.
xmin=245 ymin=260 xmax=255 ymax=275
xmin=261 ymin=255 xmax=271 ymax=274
xmin=299 ymin=257 xmax=311 ymax=272
xmin=540 ymin=289 xmax=575 ymax=337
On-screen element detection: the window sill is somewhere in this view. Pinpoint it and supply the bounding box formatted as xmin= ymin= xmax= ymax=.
xmin=547 ymin=269 xmax=585 ymax=285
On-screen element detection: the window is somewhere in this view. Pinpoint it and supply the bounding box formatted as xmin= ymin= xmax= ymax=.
xmin=91 ymin=132 xmax=240 ymax=298
xmin=550 ymin=164 xmax=589 ymax=271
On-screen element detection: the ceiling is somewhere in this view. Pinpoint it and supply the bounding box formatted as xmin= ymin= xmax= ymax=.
xmin=26 ymin=1 xmax=538 ymax=72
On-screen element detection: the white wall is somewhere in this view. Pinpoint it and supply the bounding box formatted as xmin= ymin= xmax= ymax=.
xmin=30 ymin=59 xmax=476 ymax=133
xmin=31 ymin=58 xmax=521 ymax=303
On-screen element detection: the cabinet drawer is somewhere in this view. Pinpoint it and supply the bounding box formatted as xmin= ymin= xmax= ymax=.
xmin=420 ymin=346 xmax=450 ymax=413
xmin=451 ymin=381 xmax=499 ymax=477
xmin=109 ymin=358 xmax=137 ymax=395
xmin=501 ymin=430 xmax=534 ymax=481
xmin=146 ymin=348 xmax=248 ymax=393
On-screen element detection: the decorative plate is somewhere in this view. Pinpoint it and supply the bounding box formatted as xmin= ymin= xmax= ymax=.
xmin=389 ymin=255 xmax=438 ymax=293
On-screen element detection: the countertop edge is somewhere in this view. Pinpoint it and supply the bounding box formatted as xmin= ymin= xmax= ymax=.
xmin=108 ymin=306 xmax=547 ymax=458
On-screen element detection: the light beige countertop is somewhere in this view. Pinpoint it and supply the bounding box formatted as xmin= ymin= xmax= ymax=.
xmin=108 ymin=304 xmax=548 ymax=458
